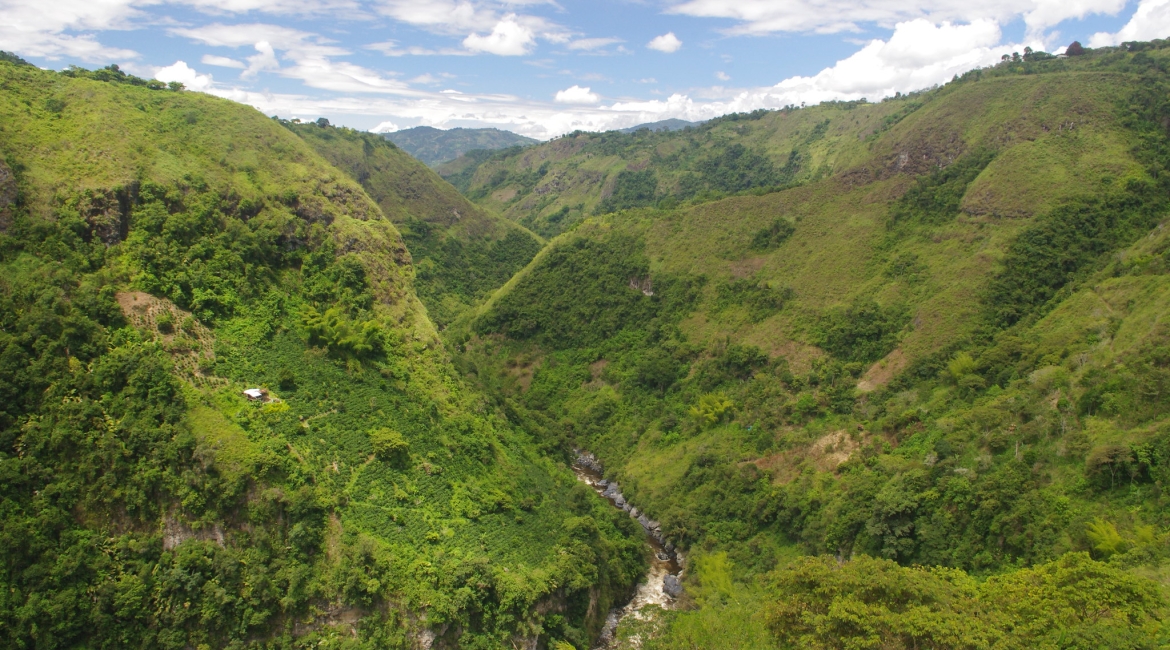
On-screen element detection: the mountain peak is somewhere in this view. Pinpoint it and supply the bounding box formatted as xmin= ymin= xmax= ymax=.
xmin=382 ymin=125 xmax=538 ymax=166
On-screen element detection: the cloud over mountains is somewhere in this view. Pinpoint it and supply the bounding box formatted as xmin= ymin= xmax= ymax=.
xmin=0 ymin=0 xmax=1155 ymax=139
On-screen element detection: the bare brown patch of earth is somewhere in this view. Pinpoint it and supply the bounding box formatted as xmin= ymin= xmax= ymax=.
xmin=116 ymin=291 xmax=223 ymax=386
xmin=753 ymin=430 xmax=863 ymax=484
xmin=505 ymin=355 xmax=542 ymax=392
xmin=727 ymin=256 xmax=766 ymax=278
xmin=492 ymin=187 xmax=518 ymax=202
xmin=857 ymin=347 xmax=908 ymax=393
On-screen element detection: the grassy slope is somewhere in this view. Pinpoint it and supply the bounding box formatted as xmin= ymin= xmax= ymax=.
xmin=289 ymin=123 xmax=542 ymax=326
xmin=441 ymin=69 xmax=1140 ymax=244
xmin=0 ymin=62 xmax=639 ymax=649
xmin=459 ymin=48 xmax=1170 ymax=646
xmin=643 ymin=71 xmax=1143 ymax=370
xmin=437 ymin=100 xmax=907 ymax=238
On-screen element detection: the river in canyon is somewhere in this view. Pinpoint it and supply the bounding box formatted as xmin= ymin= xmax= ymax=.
xmin=572 ymin=452 xmax=684 ymax=649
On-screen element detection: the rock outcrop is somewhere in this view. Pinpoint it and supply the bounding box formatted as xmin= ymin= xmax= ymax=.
xmin=574 ymin=449 xmax=683 ymax=591
xmin=663 ymin=574 xmax=683 ymax=599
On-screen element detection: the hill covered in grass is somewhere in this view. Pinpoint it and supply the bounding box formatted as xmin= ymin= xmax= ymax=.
xmin=456 ymin=42 xmax=1170 ymax=647
xmin=288 ymin=122 xmax=542 ymax=327
xmin=384 ymin=126 xmax=538 ymax=167
xmin=437 ymin=101 xmax=904 ymax=239
xmin=0 ymin=61 xmax=641 ymax=649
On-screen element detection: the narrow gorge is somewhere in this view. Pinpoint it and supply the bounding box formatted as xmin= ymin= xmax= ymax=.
xmin=573 ymin=452 xmax=684 ymax=647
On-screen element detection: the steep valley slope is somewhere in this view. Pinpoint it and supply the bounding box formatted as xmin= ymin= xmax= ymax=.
xmin=288 ymin=122 xmax=542 ymax=327
xmin=0 ymin=59 xmax=642 ymax=649
xmin=455 ymin=43 xmax=1170 ymax=648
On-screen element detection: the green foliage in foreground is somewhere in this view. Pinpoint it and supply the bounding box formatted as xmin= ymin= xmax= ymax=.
xmin=767 ymin=553 xmax=1166 ymax=649
xmin=634 ymin=552 xmax=1167 ymax=649
xmin=302 ymin=305 xmax=384 ymax=358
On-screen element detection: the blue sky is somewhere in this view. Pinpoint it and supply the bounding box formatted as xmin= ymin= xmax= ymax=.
xmin=2 ymin=0 xmax=1167 ymax=138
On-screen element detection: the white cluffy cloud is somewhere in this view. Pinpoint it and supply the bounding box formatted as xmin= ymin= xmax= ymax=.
xmin=647 ymin=32 xmax=683 ymax=52
xmin=1089 ymin=0 xmax=1170 ymax=46
xmin=0 ymin=0 xmax=141 ymax=61
xmin=206 ymin=18 xmax=1036 ymax=141
xmin=554 ymin=85 xmax=600 ymax=103
xmin=770 ymin=19 xmax=1010 ymax=102
xmin=668 ymin=0 xmax=1126 ymax=37
xmin=376 ymin=1 xmax=570 ymax=54
xmin=153 ymin=61 xmax=215 ymax=91
xmin=242 ymin=41 xmax=280 ymax=79
xmin=371 ymin=120 xmax=400 ymax=133
xmin=567 ymin=37 xmax=623 ymax=51
xmin=201 ymin=54 xmax=246 ymax=68
xmin=463 ymin=16 xmax=536 ymax=55
xmin=172 ymin=22 xmax=424 ymax=96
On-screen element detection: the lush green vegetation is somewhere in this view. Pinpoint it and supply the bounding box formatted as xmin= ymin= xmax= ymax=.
xmin=473 ymin=228 xmax=698 ymax=349
xmin=436 ymin=106 xmax=833 ymax=238
xmin=0 ymin=60 xmax=641 ymax=649
xmin=458 ymin=41 xmax=1170 ymax=647
xmin=889 ymin=148 xmax=996 ymax=226
xmin=403 ymin=219 xmax=542 ymax=327
xmin=9 ymin=37 xmax=1170 ymax=650
xmin=763 ymin=553 xmax=1166 ymax=649
xmin=285 ymin=121 xmax=543 ymax=327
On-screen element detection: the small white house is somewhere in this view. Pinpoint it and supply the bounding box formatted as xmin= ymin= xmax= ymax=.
xmin=243 ymin=388 xmax=266 ymax=401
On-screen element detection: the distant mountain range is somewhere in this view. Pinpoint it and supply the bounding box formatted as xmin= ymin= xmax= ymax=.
xmin=382 ymin=126 xmax=538 ymax=166
xmin=618 ymin=118 xmax=701 ymax=133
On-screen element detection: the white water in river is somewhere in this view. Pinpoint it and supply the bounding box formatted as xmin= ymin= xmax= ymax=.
xmin=572 ymin=459 xmax=683 ymax=649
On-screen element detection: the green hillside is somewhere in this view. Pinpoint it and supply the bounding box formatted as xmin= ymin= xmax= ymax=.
xmin=459 ymin=44 xmax=1170 ymax=647
xmin=385 ymin=126 xmax=538 ymax=167
xmin=288 ymin=122 xmax=542 ymax=327
xmin=437 ymin=101 xmax=907 ymax=239
xmin=0 ymin=61 xmax=641 ymax=649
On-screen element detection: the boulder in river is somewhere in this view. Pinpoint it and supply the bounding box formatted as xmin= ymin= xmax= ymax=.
xmin=663 ymin=574 xmax=683 ymax=599
xmin=614 ymin=495 xmax=626 ymax=508
xmin=575 ymin=450 xmax=604 ymax=473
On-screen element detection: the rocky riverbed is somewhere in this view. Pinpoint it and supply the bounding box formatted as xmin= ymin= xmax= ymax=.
xmin=572 ymin=451 xmax=684 ymax=648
